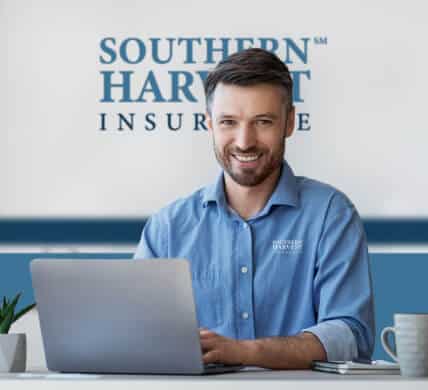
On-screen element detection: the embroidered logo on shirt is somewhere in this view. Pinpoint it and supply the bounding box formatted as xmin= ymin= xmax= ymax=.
xmin=272 ymin=239 xmax=303 ymax=254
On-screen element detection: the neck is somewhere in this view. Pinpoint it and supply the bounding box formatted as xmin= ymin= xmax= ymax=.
xmin=224 ymin=166 xmax=282 ymax=220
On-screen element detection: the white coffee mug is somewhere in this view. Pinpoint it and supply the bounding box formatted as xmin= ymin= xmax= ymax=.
xmin=381 ymin=313 xmax=428 ymax=377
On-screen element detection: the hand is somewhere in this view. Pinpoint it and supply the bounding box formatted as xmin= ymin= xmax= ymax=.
xmin=199 ymin=328 xmax=247 ymax=365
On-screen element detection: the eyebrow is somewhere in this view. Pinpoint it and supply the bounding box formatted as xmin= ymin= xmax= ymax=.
xmin=217 ymin=112 xmax=279 ymax=120
xmin=254 ymin=113 xmax=279 ymax=120
xmin=217 ymin=113 xmax=236 ymax=119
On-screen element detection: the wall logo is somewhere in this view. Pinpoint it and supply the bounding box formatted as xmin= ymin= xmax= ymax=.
xmin=97 ymin=36 xmax=328 ymax=133
xmin=272 ymin=239 xmax=303 ymax=254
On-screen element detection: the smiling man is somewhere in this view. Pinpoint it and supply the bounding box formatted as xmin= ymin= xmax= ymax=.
xmin=134 ymin=48 xmax=374 ymax=369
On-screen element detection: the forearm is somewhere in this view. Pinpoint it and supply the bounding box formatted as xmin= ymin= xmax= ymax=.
xmin=240 ymin=332 xmax=327 ymax=369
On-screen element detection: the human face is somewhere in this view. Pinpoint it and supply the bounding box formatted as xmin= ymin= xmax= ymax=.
xmin=206 ymin=83 xmax=295 ymax=187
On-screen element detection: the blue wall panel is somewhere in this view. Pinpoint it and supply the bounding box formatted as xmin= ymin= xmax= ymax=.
xmin=1 ymin=219 xmax=428 ymax=244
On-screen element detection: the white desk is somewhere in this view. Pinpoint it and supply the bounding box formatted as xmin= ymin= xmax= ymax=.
xmin=1 ymin=368 xmax=428 ymax=390
xmin=5 ymin=311 xmax=428 ymax=389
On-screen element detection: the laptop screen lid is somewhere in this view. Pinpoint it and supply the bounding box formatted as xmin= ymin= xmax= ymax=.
xmin=30 ymin=259 xmax=205 ymax=374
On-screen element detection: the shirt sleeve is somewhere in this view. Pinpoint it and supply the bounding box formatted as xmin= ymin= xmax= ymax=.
xmin=302 ymin=319 xmax=358 ymax=361
xmin=133 ymin=214 xmax=168 ymax=259
xmin=303 ymin=192 xmax=375 ymax=361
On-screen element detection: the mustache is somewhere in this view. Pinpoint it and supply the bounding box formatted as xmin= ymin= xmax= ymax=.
xmin=227 ymin=147 xmax=263 ymax=154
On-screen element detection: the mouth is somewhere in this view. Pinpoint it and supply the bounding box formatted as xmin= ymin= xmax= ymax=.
xmin=231 ymin=153 xmax=262 ymax=165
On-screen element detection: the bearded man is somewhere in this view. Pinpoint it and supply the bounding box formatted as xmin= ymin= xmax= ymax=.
xmin=134 ymin=48 xmax=374 ymax=369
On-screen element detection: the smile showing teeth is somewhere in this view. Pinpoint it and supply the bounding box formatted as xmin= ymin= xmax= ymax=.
xmin=234 ymin=154 xmax=260 ymax=162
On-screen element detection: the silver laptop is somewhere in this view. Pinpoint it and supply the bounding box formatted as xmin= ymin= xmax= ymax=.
xmin=30 ymin=258 xmax=242 ymax=375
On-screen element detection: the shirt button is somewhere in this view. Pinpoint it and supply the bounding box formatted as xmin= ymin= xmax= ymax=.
xmin=241 ymin=266 xmax=248 ymax=274
xmin=241 ymin=312 xmax=249 ymax=320
xmin=243 ymin=223 xmax=249 ymax=229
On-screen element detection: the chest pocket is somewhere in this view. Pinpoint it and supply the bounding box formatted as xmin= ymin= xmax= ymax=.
xmin=191 ymin=267 xmax=223 ymax=329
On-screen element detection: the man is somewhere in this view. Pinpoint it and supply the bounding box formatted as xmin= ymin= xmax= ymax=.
xmin=134 ymin=48 xmax=374 ymax=369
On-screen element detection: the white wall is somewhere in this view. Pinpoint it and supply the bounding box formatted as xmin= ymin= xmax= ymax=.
xmin=1 ymin=0 xmax=427 ymax=218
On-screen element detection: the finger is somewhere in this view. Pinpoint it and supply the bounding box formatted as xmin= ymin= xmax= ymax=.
xmin=199 ymin=329 xmax=217 ymax=338
xmin=199 ymin=327 xmax=215 ymax=333
xmin=203 ymin=350 xmax=221 ymax=364
xmin=200 ymin=338 xmax=217 ymax=350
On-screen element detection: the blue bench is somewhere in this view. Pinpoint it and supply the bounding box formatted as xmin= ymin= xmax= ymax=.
xmin=1 ymin=252 xmax=427 ymax=361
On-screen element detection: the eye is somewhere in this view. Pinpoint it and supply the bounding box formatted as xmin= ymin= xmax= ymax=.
xmin=219 ymin=119 xmax=236 ymax=127
xmin=256 ymin=119 xmax=273 ymax=126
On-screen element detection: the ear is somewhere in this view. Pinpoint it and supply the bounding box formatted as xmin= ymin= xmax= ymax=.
xmin=285 ymin=106 xmax=295 ymax=138
xmin=205 ymin=111 xmax=213 ymax=134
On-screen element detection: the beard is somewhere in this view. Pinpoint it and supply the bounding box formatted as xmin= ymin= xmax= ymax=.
xmin=213 ymin=139 xmax=285 ymax=187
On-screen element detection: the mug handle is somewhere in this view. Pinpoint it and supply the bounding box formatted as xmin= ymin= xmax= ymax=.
xmin=381 ymin=326 xmax=398 ymax=362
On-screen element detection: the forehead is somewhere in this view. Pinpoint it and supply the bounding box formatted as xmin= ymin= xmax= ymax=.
xmin=210 ymin=83 xmax=285 ymax=117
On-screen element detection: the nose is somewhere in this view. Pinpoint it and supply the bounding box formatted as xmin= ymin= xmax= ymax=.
xmin=235 ymin=123 xmax=256 ymax=151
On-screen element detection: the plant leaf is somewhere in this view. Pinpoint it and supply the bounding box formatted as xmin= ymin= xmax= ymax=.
xmin=2 ymin=296 xmax=7 ymax=310
xmin=10 ymin=292 xmax=22 ymax=310
xmin=0 ymin=293 xmax=22 ymax=333
xmin=0 ymin=305 xmax=14 ymax=334
xmin=12 ymin=303 xmax=36 ymax=323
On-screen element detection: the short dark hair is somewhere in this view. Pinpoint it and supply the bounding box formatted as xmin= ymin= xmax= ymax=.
xmin=204 ymin=48 xmax=293 ymax=115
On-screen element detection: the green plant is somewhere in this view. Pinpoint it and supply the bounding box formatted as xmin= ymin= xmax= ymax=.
xmin=0 ymin=293 xmax=36 ymax=334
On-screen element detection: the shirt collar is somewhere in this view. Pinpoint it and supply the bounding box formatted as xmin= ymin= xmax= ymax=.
xmin=202 ymin=160 xmax=299 ymax=209
xmin=265 ymin=160 xmax=299 ymax=208
xmin=201 ymin=171 xmax=227 ymax=208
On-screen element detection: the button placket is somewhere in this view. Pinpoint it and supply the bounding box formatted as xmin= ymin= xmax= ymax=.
xmin=236 ymin=221 xmax=255 ymax=339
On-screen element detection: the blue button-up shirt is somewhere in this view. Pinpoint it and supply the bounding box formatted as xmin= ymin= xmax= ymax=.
xmin=134 ymin=160 xmax=375 ymax=360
